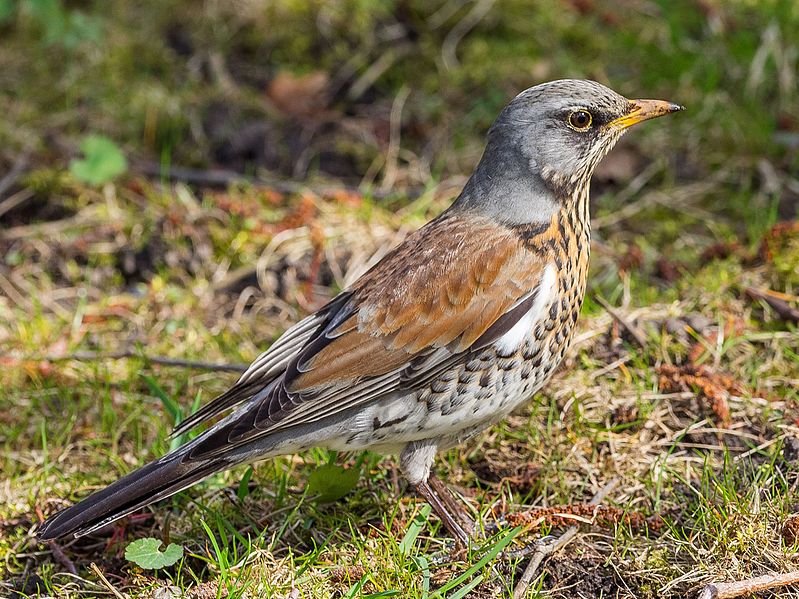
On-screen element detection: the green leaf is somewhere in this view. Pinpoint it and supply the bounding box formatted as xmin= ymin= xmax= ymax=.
xmin=398 ymin=503 xmax=431 ymax=555
xmin=69 ymin=135 xmax=128 ymax=185
xmin=124 ymin=538 xmax=184 ymax=570
xmin=306 ymin=463 xmax=360 ymax=502
xmin=429 ymin=526 xmax=522 ymax=598
xmin=141 ymin=374 xmax=182 ymax=424
xmin=237 ymin=466 xmax=254 ymax=502
xmin=0 ymin=0 xmax=15 ymax=23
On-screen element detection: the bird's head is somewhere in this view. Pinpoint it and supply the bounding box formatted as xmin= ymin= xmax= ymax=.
xmin=455 ymin=79 xmax=683 ymax=223
xmin=495 ymin=79 xmax=683 ymax=195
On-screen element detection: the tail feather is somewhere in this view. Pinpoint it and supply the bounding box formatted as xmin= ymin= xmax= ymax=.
xmin=37 ymin=454 xmax=229 ymax=540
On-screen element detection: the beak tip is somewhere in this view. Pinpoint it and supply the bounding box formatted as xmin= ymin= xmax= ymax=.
xmin=670 ymin=103 xmax=686 ymax=112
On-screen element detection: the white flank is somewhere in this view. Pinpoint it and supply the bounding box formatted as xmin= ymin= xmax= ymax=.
xmin=495 ymin=264 xmax=557 ymax=354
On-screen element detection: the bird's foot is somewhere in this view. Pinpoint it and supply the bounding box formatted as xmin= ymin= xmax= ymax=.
xmin=414 ymin=476 xmax=477 ymax=548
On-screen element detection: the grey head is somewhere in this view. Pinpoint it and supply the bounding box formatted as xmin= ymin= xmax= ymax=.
xmin=452 ymin=79 xmax=683 ymax=225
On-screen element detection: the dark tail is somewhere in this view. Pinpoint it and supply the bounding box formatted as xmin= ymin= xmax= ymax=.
xmin=37 ymin=453 xmax=231 ymax=540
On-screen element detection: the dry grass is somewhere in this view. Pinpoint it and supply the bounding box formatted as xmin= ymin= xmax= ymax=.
xmin=1 ymin=1 xmax=799 ymax=597
xmin=1 ymin=166 xmax=798 ymax=598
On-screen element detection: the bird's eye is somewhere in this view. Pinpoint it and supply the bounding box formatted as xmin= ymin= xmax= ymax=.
xmin=567 ymin=109 xmax=593 ymax=131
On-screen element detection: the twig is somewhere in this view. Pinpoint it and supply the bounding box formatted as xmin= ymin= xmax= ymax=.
xmin=20 ymin=351 xmax=248 ymax=373
xmin=594 ymin=295 xmax=647 ymax=348
xmin=442 ymin=0 xmax=496 ymax=70
xmin=0 ymin=147 xmax=31 ymax=199
xmin=90 ymin=563 xmax=126 ymax=599
xmin=0 ymin=211 xmax=104 ymax=241
xmin=135 ymin=162 xmax=423 ymax=200
xmin=34 ymin=504 xmax=77 ymax=576
xmin=348 ymin=43 xmax=413 ymax=101
xmin=745 ymin=286 xmax=799 ymax=323
xmin=138 ymin=163 xmax=251 ymax=188
xmin=0 ymin=188 xmax=35 ymax=219
xmin=47 ymin=540 xmax=78 ymax=576
xmin=380 ymin=85 xmax=411 ymax=194
xmin=696 ymin=570 xmax=799 ymax=599
xmin=512 ymin=479 xmax=618 ymax=599
xmin=0 ymin=269 xmax=32 ymax=310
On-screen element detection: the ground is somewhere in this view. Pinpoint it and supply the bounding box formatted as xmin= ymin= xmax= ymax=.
xmin=1 ymin=1 xmax=799 ymax=598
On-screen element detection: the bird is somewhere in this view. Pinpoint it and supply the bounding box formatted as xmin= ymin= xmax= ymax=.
xmin=37 ymin=79 xmax=683 ymax=545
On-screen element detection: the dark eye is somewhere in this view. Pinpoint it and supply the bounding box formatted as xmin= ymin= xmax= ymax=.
xmin=568 ymin=109 xmax=593 ymax=131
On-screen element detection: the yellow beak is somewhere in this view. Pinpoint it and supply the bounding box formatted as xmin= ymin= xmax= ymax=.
xmin=609 ymin=99 xmax=685 ymax=130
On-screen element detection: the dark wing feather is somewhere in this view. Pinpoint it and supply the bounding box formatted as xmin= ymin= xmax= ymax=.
xmin=171 ymin=293 xmax=352 ymax=437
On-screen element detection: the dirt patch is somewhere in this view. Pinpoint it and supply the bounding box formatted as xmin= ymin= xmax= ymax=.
xmin=541 ymin=556 xmax=640 ymax=598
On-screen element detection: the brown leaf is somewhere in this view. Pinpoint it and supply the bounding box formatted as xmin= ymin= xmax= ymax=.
xmin=700 ymin=241 xmax=742 ymax=262
xmin=506 ymin=503 xmax=663 ymax=532
xmin=266 ymin=71 xmax=330 ymax=119
xmin=759 ymin=220 xmax=799 ymax=262
xmin=277 ymin=194 xmax=318 ymax=231
xmin=782 ymin=514 xmax=799 ymax=546
xmin=656 ymin=363 xmax=748 ymax=423
xmin=330 ymin=565 xmax=366 ymax=584
xmin=617 ymin=243 xmax=644 ymax=273
xmin=654 ymin=257 xmax=683 ymax=282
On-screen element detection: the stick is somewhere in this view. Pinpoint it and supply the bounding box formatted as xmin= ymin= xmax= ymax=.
xmin=21 ymin=351 xmax=248 ymax=373
xmin=441 ymin=0 xmax=497 ymax=70
xmin=135 ymin=162 xmax=422 ymax=200
xmin=0 ymin=147 xmax=31 ymax=199
xmin=348 ymin=43 xmax=412 ymax=101
xmin=90 ymin=563 xmax=126 ymax=599
xmin=0 ymin=188 xmax=35 ymax=219
xmin=696 ymin=570 xmax=799 ymax=599
xmin=745 ymin=286 xmax=799 ymax=324
xmin=594 ymin=296 xmax=647 ymax=348
xmin=512 ymin=479 xmax=618 ymax=599
xmin=34 ymin=504 xmax=78 ymax=576
xmin=380 ymin=85 xmax=411 ymax=194
xmin=47 ymin=540 xmax=78 ymax=576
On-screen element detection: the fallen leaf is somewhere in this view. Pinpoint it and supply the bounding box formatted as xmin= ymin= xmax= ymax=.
xmin=266 ymin=71 xmax=330 ymax=119
xmin=657 ymin=363 xmax=748 ymax=423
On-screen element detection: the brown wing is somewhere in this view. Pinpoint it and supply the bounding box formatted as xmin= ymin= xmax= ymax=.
xmin=186 ymin=213 xmax=550 ymax=458
xmin=290 ymin=214 xmax=541 ymax=387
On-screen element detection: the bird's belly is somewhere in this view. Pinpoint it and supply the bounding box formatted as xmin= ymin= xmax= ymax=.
xmin=336 ymin=318 xmax=576 ymax=452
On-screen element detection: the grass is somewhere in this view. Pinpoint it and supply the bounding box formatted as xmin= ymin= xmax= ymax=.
xmin=1 ymin=0 xmax=799 ymax=598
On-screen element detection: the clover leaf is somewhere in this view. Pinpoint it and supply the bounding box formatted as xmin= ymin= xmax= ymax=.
xmin=125 ymin=538 xmax=184 ymax=570
xmin=69 ymin=135 xmax=128 ymax=185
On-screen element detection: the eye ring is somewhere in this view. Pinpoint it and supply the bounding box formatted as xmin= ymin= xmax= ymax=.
xmin=567 ymin=109 xmax=593 ymax=131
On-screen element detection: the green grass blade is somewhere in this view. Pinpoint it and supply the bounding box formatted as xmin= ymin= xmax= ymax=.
xmin=430 ymin=526 xmax=522 ymax=598
xmin=398 ymin=504 xmax=432 ymax=556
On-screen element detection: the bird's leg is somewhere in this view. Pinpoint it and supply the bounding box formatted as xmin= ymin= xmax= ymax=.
xmin=415 ymin=478 xmax=471 ymax=547
xmin=427 ymin=473 xmax=476 ymax=536
xmin=401 ymin=440 xmax=475 ymax=545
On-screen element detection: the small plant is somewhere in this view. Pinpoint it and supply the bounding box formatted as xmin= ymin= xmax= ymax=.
xmin=5 ymin=0 xmax=102 ymax=47
xmin=125 ymin=537 xmax=184 ymax=570
xmin=69 ymin=135 xmax=128 ymax=186
xmin=306 ymin=462 xmax=361 ymax=502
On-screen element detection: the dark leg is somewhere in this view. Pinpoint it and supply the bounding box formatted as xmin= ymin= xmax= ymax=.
xmin=415 ymin=478 xmax=471 ymax=547
xmin=428 ymin=474 xmax=475 ymax=536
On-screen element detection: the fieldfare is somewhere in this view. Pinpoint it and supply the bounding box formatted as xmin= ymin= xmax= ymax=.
xmin=38 ymin=79 xmax=682 ymax=544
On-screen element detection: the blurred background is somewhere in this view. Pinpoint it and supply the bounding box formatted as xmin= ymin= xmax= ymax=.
xmin=1 ymin=1 xmax=799 ymax=598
